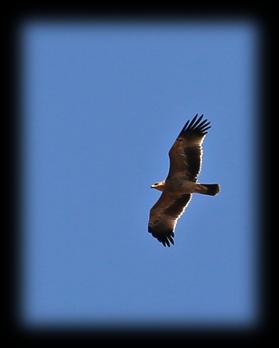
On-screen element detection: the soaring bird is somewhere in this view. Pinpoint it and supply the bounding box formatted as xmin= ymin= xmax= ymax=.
xmin=148 ymin=114 xmax=220 ymax=247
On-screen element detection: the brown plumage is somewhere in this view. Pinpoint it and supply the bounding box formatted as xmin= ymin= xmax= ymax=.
xmin=148 ymin=114 xmax=220 ymax=247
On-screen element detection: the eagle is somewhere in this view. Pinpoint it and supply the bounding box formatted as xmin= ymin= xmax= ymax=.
xmin=148 ymin=114 xmax=220 ymax=247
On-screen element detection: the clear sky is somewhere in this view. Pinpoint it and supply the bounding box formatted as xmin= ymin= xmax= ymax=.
xmin=22 ymin=20 xmax=258 ymax=328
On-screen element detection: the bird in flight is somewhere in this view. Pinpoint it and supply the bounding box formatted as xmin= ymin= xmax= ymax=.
xmin=148 ymin=114 xmax=220 ymax=247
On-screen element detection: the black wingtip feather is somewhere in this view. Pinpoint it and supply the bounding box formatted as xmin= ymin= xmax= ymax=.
xmin=182 ymin=120 xmax=190 ymax=131
xmin=149 ymin=226 xmax=175 ymax=247
xmin=159 ymin=235 xmax=174 ymax=247
xmin=187 ymin=114 xmax=198 ymax=129
xmin=198 ymin=119 xmax=209 ymax=128
xmin=169 ymin=236 xmax=174 ymax=245
xmin=199 ymin=125 xmax=211 ymax=131
xmin=191 ymin=114 xmax=204 ymax=128
xmin=181 ymin=114 xmax=211 ymax=136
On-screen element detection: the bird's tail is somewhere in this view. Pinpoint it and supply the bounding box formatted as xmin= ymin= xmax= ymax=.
xmin=194 ymin=184 xmax=220 ymax=196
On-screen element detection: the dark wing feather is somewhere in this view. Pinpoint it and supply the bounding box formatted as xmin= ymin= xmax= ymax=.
xmin=167 ymin=114 xmax=211 ymax=182
xmin=148 ymin=192 xmax=191 ymax=247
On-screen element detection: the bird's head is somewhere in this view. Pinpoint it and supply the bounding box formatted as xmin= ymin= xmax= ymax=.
xmin=150 ymin=181 xmax=165 ymax=191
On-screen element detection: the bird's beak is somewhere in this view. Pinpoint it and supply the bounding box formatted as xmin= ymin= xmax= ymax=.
xmin=150 ymin=184 xmax=155 ymax=189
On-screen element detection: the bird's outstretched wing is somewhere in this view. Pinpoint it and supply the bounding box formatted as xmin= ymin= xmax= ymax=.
xmin=148 ymin=192 xmax=191 ymax=246
xmin=167 ymin=114 xmax=211 ymax=182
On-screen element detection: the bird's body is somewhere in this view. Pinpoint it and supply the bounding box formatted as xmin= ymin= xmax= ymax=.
xmin=152 ymin=178 xmax=197 ymax=194
xmin=148 ymin=114 xmax=220 ymax=247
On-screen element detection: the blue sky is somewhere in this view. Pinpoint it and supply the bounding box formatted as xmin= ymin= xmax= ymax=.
xmin=22 ymin=20 xmax=258 ymax=328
